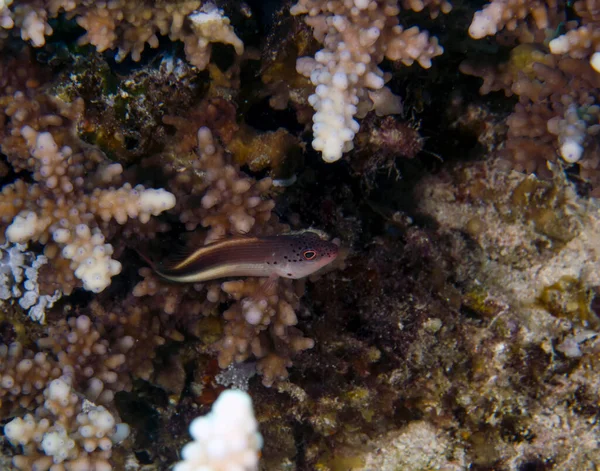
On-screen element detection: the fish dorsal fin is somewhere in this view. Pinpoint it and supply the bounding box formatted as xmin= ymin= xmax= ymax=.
xmin=223 ymin=229 xmax=253 ymax=239
xmin=203 ymin=229 xmax=254 ymax=244
xmin=283 ymin=229 xmax=328 ymax=241
xmin=161 ymin=247 xmax=197 ymax=270
xmin=161 ymin=232 xmax=258 ymax=271
xmin=163 ymin=230 xmax=221 ymax=268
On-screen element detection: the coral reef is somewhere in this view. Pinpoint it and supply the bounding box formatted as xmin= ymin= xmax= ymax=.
xmin=0 ymin=1 xmax=243 ymax=68
xmin=292 ymin=0 xmax=444 ymax=162
xmin=0 ymin=68 xmax=176 ymax=296
xmin=134 ymin=127 xmax=317 ymax=387
xmin=4 ymin=378 xmax=130 ymax=470
xmin=0 ymin=0 xmax=598 ymax=470
xmin=174 ymin=389 xmax=262 ymax=471
xmin=463 ymin=0 xmax=600 ymax=194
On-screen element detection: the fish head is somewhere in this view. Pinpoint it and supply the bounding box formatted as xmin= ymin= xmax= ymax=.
xmin=273 ymin=233 xmax=339 ymax=279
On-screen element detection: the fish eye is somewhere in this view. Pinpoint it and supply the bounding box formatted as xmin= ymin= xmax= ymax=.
xmin=303 ymin=250 xmax=317 ymax=260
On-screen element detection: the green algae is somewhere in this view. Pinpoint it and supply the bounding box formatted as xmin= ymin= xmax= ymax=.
xmin=537 ymin=276 xmax=598 ymax=328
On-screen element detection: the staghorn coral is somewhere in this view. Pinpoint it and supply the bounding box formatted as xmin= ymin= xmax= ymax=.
xmin=134 ymin=266 xmax=314 ymax=386
xmin=217 ymin=277 xmax=314 ymax=387
xmin=462 ymin=40 xmax=600 ymax=194
xmin=292 ymin=0 xmax=445 ymax=162
xmin=87 ymin=299 xmax=177 ymax=385
xmin=4 ymin=378 xmax=130 ymax=470
xmin=0 ymin=313 xmax=139 ymax=414
xmin=0 ymin=79 xmax=175 ymax=295
xmin=134 ymin=126 xmax=320 ymax=387
xmin=36 ymin=315 xmax=134 ymax=405
xmin=162 ymin=98 xmax=240 ymax=157
xmin=0 ymin=1 xmax=243 ymax=69
xmin=0 ymin=342 xmax=60 ymax=413
xmin=174 ymin=389 xmax=262 ymax=471
xmin=464 ymin=0 xmax=600 ymax=194
xmin=0 ymin=242 xmax=61 ymax=323
xmin=548 ymin=0 xmax=600 ymax=72
xmin=0 ymin=316 xmax=140 ymax=470
xmin=164 ymin=126 xmax=281 ymax=242
xmin=0 ymin=307 xmax=183 ymax=467
xmin=468 ymin=0 xmax=565 ymax=43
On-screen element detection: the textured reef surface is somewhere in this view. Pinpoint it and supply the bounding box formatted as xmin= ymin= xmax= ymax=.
xmin=0 ymin=0 xmax=599 ymax=470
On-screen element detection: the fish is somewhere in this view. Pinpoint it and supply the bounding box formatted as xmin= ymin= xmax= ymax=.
xmin=142 ymin=232 xmax=339 ymax=283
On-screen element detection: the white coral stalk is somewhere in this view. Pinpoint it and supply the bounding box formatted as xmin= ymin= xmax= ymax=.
xmin=174 ymin=390 xmax=263 ymax=471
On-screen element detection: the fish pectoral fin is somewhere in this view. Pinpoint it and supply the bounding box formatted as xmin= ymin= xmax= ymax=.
xmin=257 ymin=272 xmax=279 ymax=297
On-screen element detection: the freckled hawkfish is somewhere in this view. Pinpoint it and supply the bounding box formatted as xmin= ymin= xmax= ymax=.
xmin=144 ymin=232 xmax=339 ymax=283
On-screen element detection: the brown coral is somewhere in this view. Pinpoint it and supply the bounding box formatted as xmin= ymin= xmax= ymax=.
xmin=132 ymin=127 xmax=326 ymax=386
xmin=1 ymin=1 xmax=244 ymax=69
xmin=462 ymin=41 xmax=600 ymax=194
xmin=0 ymin=71 xmax=175 ymax=294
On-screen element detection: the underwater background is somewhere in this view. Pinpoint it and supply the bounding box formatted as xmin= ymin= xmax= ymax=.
xmin=0 ymin=0 xmax=598 ymax=469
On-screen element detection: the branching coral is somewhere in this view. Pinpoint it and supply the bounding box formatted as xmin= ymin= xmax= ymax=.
xmin=468 ymin=0 xmax=565 ymax=42
xmin=4 ymin=378 xmax=130 ymax=470
xmin=463 ymin=0 xmax=600 ymax=194
xmin=134 ymin=126 xmax=317 ymax=386
xmin=0 ymin=1 xmax=243 ymax=69
xmin=87 ymin=300 xmax=172 ymax=384
xmin=167 ymin=126 xmax=279 ymax=242
xmin=0 ymin=342 xmax=60 ymax=413
xmin=0 ymin=314 xmax=136 ymax=411
xmin=0 ymin=311 xmax=145 ymax=467
xmin=292 ymin=0 xmax=446 ymax=162
xmin=174 ymin=389 xmax=262 ymax=471
xmin=218 ymin=277 xmax=314 ymax=387
xmin=467 ymin=0 xmax=600 ymax=94
xmin=0 ymin=76 xmax=175 ymax=295
xmin=548 ymin=0 xmax=600 ymax=72
xmin=36 ymin=315 xmax=135 ymax=405
xmin=0 ymin=242 xmax=61 ymax=323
